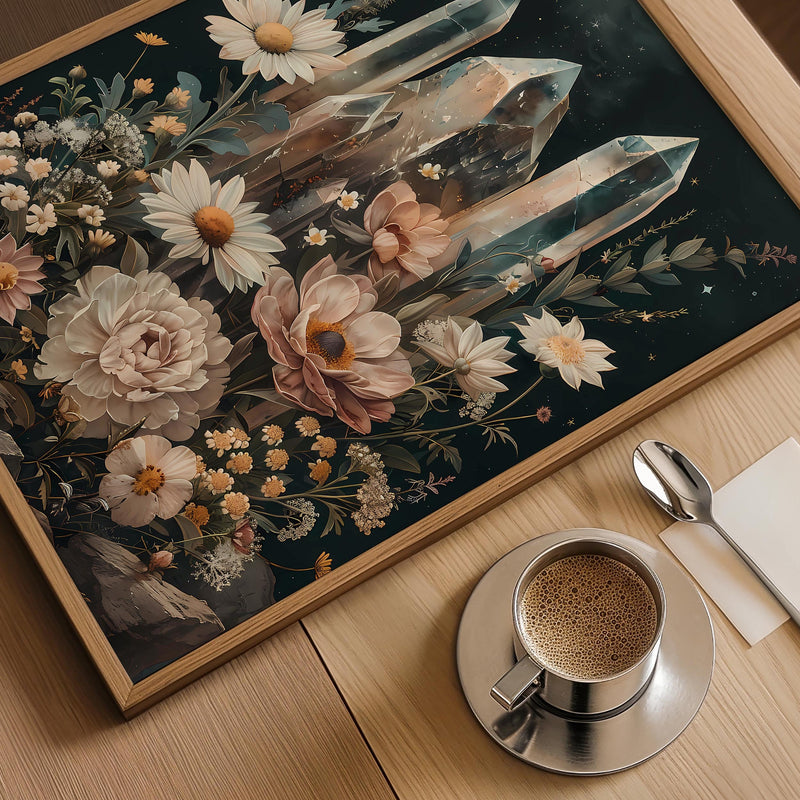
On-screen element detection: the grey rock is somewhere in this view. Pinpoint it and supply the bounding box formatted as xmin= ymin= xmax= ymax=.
xmin=173 ymin=555 xmax=276 ymax=628
xmin=59 ymin=533 xmax=224 ymax=680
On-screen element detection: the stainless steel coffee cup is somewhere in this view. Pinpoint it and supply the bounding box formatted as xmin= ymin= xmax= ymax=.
xmin=490 ymin=538 xmax=666 ymax=716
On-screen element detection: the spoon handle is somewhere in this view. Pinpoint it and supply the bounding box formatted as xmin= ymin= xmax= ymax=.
xmin=708 ymin=519 xmax=800 ymax=628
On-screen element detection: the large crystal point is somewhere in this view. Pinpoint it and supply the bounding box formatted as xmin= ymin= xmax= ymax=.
xmin=344 ymin=57 xmax=581 ymax=214
xmin=435 ymin=135 xmax=699 ymax=317
xmin=261 ymin=0 xmax=521 ymax=114
xmin=215 ymin=93 xmax=398 ymax=202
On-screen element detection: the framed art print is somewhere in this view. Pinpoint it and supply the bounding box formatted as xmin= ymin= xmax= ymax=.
xmin=0 ymin=0 xmax=799 ymax=715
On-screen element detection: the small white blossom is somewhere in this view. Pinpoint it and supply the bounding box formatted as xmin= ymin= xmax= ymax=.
xmin=337 ymin=190 xmax=359 ymax=210
xmin=13 ymin=112 xmax=37 ymax=127
xmin=24 ymin=158 xmax=52 ymax=181
xmin=413 ymin=318 xmax=447 ymax=346
xmin=0 ymin=182 xmax=29 ymax=212
xmin=304 ymin=225 xmax=329 ymax=246
xmin=419 ymin=162 xmax=443 ymax=180
xmin=0 ymin=131 xmax=20 ymax=148
xmin=25 ymin=203 xmax=57 ymax=235
xmin=97 ymin=160 xmax=121 ymax=179
xmin=0 ymin=155 xmax=18 ymax=176
xmin=77 ymin=204 xmax=105 ymax=226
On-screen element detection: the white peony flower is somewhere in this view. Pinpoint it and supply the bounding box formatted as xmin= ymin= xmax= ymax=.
xmin=0 ymin=182 xmax=28 ymax=211
xmin=141 ymin=159 xmax=285 ymax=293
xmin=99 ymin=435 xmax=195 ymax=527
xmin=206 ymin=0 xmax=346 ymax=85
xmin=0 ymin=131 xmax=20 ymax=148
xmin=35 ymin=266 xmax=233 ymax=440
xmin=515 ymin=309 xmax=616 ymax=390
xmin=25 ymin=203 xmax=57 ymax=234
xmin=418 ymin=317 xmax=516 ymax=399
xmin=77 ymin=204 xmax=105 ymax=226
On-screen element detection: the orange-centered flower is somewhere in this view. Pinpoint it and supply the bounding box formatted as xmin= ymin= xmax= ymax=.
xmin=132 ymin=465 xmax=166 ymax=496
xmin=254 ymin=22 xmax=293 ymax=53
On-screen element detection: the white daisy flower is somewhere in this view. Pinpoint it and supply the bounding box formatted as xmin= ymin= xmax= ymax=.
xmin=337 ymin=190 xmax=359 ymax=211
xmin=304 ymin=225 xmax=328 ymax=246
xmin=205 ymin=0 xmax=347 ymax=85
xmin=78 ymin=204 xmax=105 ymax=226
xmin=24 ymin=157 xmax=52 ymax=181
xmin=418 ymin=317 xmax=516 ymax=399
xmin=141 ymin=159 xmax=285 ymax=292
xmin=515 ymin=309 xmax=616 ymax=390
xmin=0 ymin=183 xmax=29 ymax=211
xmin=0 ymin=131 xmax=21 ymax=148
xmin=0 ymin=155 xmax=18 ymax=176
xmin=418 ymin=162 xmax=443 ymax=180
xmin=97 ymin=159 xmax=121 ymax=179
xmin=25 ymin=203 xmax=57 ymax=235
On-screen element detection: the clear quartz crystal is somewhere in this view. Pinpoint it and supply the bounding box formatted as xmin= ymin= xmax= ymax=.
xmin=261 ymin=0 xmax=522 ymax=113
xmin=436 ymin=135 xmax=699 ymax=317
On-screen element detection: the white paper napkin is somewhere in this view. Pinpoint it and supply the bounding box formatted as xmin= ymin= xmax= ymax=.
xmin=660 ymin=439 xmax=800 ymax=646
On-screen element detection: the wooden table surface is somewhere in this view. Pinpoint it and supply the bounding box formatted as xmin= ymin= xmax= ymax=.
xmin=1 ymin=1 xmax=799 ymax=798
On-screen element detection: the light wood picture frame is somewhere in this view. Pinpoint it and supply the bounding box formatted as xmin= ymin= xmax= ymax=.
xmin=0 ymin=0 xmax=798 ymax=717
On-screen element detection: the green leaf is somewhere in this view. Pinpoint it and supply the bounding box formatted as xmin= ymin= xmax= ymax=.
xmin=15 ymin=306 xmax=48 ymax=335
xmin=194 ymin=128 xmax=250 ymax=156
xmin=228 ymin=332 xmax=258 ymax=370
xmin=643 ymin=237 xmax=667 ymax=266
xmin=533 ymin=254 xmax=579 ymax=308
xmin=395 ymin=294 xmax=448 ymax=326
xmin=562 ymin=276 xmax=601 ymax=300
xmin=603 ymin=267 xmax=638 ymax=288
xmin=642 ymin=271 xmax=681 ymax=286
xmin=119 ymin=235 xmax=149 ymax=275
xmin=603 ymin=251 xmax=632 ymax=281
xmin=669 ymin=238 xmax=705 ymax=263
xmin=0 ymin=380 xmax=35 ymax=429
xmin=612 ymin=282 xmax=651 ymax=296
xmin=246 ymin=95 xmax=290 ymax=133
xmin=571 ymin=295 xmax=618 ymax=308
xmin=378 ymin=444 xmax=421 ymax=474
xmin=176 ymin=71 xmax=212 ymax=129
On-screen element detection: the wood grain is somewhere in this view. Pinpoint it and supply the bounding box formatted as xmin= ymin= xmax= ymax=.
xmin=0 ymin=502 xmax=394 ymax=800
xmin=1 ymin=0 xmax=800 ymax=715
xmin=304 ymin=330 xmax=800 ymax=799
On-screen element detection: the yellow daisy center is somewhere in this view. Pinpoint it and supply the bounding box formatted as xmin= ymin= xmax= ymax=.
xmin=546 ymin=334 xmax=586 ymax=365
xmin=306 ymin=318 xmax=355 ymax=370
xmin=132 ymin=465 xmax=166 ymax=496
xmin=183 ymin=503 xmax=210 ymax=527
xmin=194 ymin=206 xmax=235 ymax=248
xmin=0 ymin=262 xmax=19 ymax=291
xmin=254 ymin=22 xmax=294 ymax=53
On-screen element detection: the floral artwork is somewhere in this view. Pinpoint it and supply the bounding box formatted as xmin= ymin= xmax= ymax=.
xmin=0 ymin=0 xmax=799 ymax=683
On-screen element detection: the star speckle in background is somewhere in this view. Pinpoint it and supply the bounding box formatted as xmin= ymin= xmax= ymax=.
xmin=701 ymin=284 xmax=714 ymax=294
xmin=690 ymin=177 xmax=700 ymax=186
xmin=648 ymin=354 xmax=656 ymax=361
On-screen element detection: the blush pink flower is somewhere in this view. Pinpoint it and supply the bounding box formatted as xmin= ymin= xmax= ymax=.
xmin=363 ymin=181 xmax=450 ymax=290
xmin=0 ymin=233 xmax=46 ymax=324
xmin=251 ymin=255 xmax=414 ymax=434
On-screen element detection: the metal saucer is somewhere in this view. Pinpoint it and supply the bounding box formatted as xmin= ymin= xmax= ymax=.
xmin=456 ymin=529 xmax=715 ymax=776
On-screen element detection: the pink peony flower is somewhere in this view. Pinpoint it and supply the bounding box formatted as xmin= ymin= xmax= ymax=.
xmin=363 ymin=181 xmax=450 ymax=289
xmin=0 ymin=233 xmax=45 ymax=324
xmin=251 ymin=255 xmax=414 ymax=434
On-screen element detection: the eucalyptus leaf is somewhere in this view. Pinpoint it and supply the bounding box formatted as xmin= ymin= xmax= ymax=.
xmin=378 ymin=444 xmax=421 ymax=474
xmin=533 ymin=254 xmax=579 ymax=308
xmin=669 ymin=238 xmax=705 ymax=263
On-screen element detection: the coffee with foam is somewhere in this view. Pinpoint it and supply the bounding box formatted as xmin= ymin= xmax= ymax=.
xmin=519 ymin=554 xmax=658 ymax=680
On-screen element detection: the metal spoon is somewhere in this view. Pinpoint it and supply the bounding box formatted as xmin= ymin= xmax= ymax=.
xmin=632 ymin=439 xmax=800 ymax=628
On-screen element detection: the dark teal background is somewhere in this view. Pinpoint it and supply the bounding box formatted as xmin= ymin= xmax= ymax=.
xmin=3 ymin=0 xmax=799 ymax=604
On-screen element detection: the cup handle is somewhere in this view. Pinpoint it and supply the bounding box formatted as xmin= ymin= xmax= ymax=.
xmin=490 ymin=656 xmax=543 ymax=711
